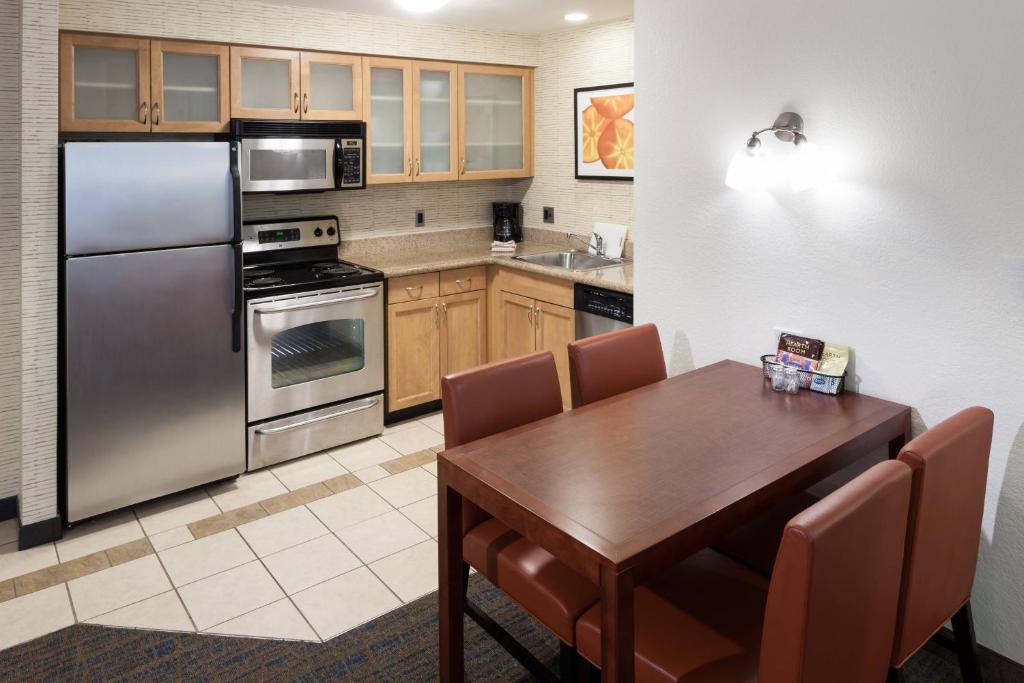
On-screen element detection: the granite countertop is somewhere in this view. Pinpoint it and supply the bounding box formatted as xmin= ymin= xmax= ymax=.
xmin=339 ymin=227 xmax=633 ymax=294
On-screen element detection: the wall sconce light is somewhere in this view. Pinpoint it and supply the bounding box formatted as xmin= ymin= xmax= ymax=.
xmin=726 ymin=112 xmax=824 ymax=192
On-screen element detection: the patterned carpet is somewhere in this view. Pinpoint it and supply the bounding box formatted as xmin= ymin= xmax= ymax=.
xmin=0 ymin=574 xmax=1005 ymax=682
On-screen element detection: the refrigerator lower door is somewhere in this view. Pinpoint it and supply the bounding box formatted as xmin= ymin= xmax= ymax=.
xmin=63 ymin=141 xmax=238 ymax=255
xmin=65 ymin=245 xmax=244 ymax=522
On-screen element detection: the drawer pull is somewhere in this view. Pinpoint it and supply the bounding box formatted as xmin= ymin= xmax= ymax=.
xmin=404 ymin=285 xmax=423 ymax=298
xmin=455 ymin=277 xmax=471 ymax=289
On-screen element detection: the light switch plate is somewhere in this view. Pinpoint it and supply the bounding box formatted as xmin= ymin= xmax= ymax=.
xmin=415 ymin=209 xmax=425 ymax=227
xmin=543 ymin=207 xmax=555 ymax=224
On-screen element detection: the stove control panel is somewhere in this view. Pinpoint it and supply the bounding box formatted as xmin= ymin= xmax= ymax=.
xmin=243 ymin=216 xmax=340 ymax=253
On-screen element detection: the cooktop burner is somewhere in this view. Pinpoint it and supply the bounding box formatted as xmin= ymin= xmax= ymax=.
xmin=315 ymin=263 xmax=360 ymax=277
xmin=248 ymin=276 xmax=285 ymax=287
xmin=245 ymin=268 xmax=275 ymax=278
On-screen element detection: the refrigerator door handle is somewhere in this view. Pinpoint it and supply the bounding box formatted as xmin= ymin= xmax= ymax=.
xmin=230 ymin=143 xmax=242 ymax=243
xmin=232 ymin=244 xmax=243 ymax=353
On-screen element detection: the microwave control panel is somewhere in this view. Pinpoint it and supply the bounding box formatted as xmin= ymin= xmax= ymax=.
xmin=242 ymin=217 xmax=340 ymax=252
xmin=338 ymin=139 xmax=364 ymax=189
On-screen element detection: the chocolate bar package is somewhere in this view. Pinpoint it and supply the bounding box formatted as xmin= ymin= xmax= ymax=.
xmin=776 ymin=334 xmax=824 ymax=371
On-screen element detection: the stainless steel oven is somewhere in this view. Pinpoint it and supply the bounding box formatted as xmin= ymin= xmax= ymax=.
xmin=233 ymin=119 xmax=365 ymax=193
xmin=247 ymin=282 xmax=383 ymax=468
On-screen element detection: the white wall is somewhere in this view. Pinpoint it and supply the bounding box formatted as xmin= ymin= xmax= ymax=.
xmin=636 ymin=0 xmax=1024 ymax=663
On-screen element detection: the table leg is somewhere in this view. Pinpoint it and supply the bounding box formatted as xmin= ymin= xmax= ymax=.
xmin=888 ymin=433 xmax=908 ymax=460
xmin=600 ymin=565 xmax=634 ymax=683
xmin=439 ymin=479 xmax=464 ymax=682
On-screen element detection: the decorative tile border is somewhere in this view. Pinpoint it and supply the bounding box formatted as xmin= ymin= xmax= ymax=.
xmin=0 ymin=448 xmax=439 ymax=604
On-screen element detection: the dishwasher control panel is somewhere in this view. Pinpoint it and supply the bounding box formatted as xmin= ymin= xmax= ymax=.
xmin=574 ymin=284 xmax=633 ymax=324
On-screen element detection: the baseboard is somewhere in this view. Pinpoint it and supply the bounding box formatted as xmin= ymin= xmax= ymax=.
xmin=386 ymin=400 xmax=442 ymax=426
xmin=18 ymin=515 xmax=63 ymax=550
xmin=0 ymin=495 xmax=16 ymax=522
xmin=934 ymin=627 xmax=1024 ymax=678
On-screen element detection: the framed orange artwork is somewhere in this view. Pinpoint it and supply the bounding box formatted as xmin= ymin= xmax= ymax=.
xmin=575 ymin=82 xmax=634 ymax=181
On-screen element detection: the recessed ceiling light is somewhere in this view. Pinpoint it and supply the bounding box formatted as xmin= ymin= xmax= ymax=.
xmin=394 ymin=0 xmax=450 ymax=13
xmin=564 ymin=12 xmax=589 ymax=22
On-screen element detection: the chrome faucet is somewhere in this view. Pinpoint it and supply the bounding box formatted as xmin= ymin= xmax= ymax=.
xmin=566 ymin=232 xmax=605 ymax=257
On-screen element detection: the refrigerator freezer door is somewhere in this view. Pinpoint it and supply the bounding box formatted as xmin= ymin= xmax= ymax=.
xmin=63 ymin=141 xmax=238 ymax=255
xmin=65 ymin=245 xmax=245 ymax=522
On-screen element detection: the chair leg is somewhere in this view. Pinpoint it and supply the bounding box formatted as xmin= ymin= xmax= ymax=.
xmin=559 ymin=641 xmax=579 ymax=682
xmin=952 ymin=601 xmax=983 ymax=683
xmin=462 ymin=561 xmax=470 ymax=599
xmin=887 ymin=667 xmax=905 ymax=683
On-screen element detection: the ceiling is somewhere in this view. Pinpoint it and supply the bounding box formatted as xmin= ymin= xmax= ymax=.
xmin=262 ymin=0 xmax=633 ymax=34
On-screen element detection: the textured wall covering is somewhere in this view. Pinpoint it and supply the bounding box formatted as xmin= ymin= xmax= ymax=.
xmin=0 ymin=0 xmax=22 ymax=501
xmin=636 ymin=0 xmax=1024 ymax=662
xmin=523 ymin=19 xmax=634 ymax=240
xmin=19 ymin=0 xmax=59 ymax=524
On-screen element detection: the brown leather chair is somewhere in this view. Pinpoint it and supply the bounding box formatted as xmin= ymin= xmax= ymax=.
xmin=888 ymin=407 xmax=994 ymax=683
xmin=567 ymin=323 xmax=667 ymax=408
xmin=575 ymin=460 xmax=913 ymax=683
xmin=442 ymin=351 xmax=599 ymax=681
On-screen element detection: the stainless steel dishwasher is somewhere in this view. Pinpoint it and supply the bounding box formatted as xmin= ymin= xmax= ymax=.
xmin=574 ymin=284 xmax=633 ymax=338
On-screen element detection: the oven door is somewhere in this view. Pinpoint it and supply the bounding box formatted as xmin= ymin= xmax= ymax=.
xmin=247 ymin=284 xmax=383 ymax=422
xmin=240 ymin=137 xmax=336 ymax=192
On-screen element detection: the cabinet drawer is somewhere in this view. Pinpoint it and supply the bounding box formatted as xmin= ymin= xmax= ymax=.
xmin=388 ymin=272 xmax=440 ymax=304
xmin=440 ymin=266 xmax=486 ymax=296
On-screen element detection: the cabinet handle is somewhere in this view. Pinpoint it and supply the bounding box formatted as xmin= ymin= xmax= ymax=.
xmin=527 ymin=306 xmax=533 ymax=325
xmin=441 ymin=302 xmax=448 ymax=321
xmin=404 ymin=285 xmax=423 ymax=299
xmin=416 ymin=157 xmax=421 ymax=176
xmin=433 ymin=303 xmax=439 ymax=326
xmin=302 ymin=93 xmax=309 ymax=113
xmin=293 ymin=92 xmax=299 ymax=113
xmin=533 ymin=305 xmax=540 ymax=328
xmin=460 ymin=158 xmax=466 ymax=174
xmin=454 ymin=277 xmax=471 ymax=290
xmin=152 ymin=102 xmax=161 ymax=125
xmin=408 ymin=157 xmax=414 ymax=177
xmin=139 ymin=101 xmax=148 ymax=124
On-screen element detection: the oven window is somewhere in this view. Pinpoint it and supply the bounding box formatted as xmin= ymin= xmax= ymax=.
xmin=249 ymin=149 xmax=328 ymax=181
xmin=271 ymin=319 xmax=365 ymax=389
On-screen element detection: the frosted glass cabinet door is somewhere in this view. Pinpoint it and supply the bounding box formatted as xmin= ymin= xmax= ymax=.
xmin=458 ymin=65 xmax=533 ymax=179
xmin=301 ymin=53 xmax=362 ymax=121
xmin=230 ymin=46 xmax=301 ymax=120
xmin=364 ymin=57 xmax=413 ymax=184
xmin=413 ymin=61 xmax=458 ymax=182
xmin=152 ymin=41 xmax=230 ymax=133
xmin=60 ymin=33 xmax=151 ymax=132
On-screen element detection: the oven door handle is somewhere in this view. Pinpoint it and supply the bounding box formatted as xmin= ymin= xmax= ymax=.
xmin=254 ymin=288 xmax=379 ymax=314
xmin=255 ymin=397 xmax=381 ymax=435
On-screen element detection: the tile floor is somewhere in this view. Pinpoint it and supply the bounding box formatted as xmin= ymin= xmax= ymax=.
xmin=0 ymin=413 xmax=445 ymax=651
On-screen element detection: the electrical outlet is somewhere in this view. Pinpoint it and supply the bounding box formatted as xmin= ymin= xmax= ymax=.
xmin=415 ymin=209 xmax=425 ymax=227
xmin=543 ymin=207 xmax=555 ymax=224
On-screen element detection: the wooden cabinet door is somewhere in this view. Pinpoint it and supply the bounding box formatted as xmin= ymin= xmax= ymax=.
xmin=458 ymin=64 xmax=533 ymax=180
xmin=230 ymin=46 xmax=301 ymax=119
xmin=536 ymin=301 xmax=575 ymax=408
xmin=151 ymin=40 xmax=229 ymax=133
xmin=387 ymin=298 xmax=441 ymax=412
xmin=60 ymin=33 xmax=151 ymax=132
xmin=363 ymin=57 xmax=414 ymax=184
xmin=498 ymin=291 xmax=537 ymax=361
xmin=300 ymin=52 xmax=362 ymax=121
xmin=413 ymin=61 xmax=459 ymax=182
xmin=440 ymin=290 xmax=486 ymax=378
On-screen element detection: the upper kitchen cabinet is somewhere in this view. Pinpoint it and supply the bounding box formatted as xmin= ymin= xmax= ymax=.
xmin=230 ymin=46 xmax=301 ymax=119
xmin=60 ymin=33 xmax=151 ymax=132
xmin=300 ymin=52 xmax=363 ymax=121
xmin=458 ymin=64 xmax=534 ymax=179
xmin=413 ymin=61 xmax=459 ymax=182
xmin=151 ymin=41 xmax=230 ymax=132
xmin=363 ymin=57 xmax=414 ymax=184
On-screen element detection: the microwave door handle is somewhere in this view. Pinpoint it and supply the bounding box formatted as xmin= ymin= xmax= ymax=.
xmin=255 ymin=397 xmax=380 ymax=435
xmin=253 ymin=288 xmax=379 ymax=314
xmin=333 ymin=140 xmax=341 ymax=188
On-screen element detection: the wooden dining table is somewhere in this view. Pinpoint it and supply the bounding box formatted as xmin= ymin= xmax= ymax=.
xmin=437 ymin=360 xmax=911 ymax=682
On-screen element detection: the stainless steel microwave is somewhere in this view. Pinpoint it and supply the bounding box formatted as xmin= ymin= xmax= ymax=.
xmin=231 ymin=119 xmax=365 ymax=193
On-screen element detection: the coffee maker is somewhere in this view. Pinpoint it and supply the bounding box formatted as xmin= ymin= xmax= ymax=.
xmin=492 ymin=202 xmax=523 ymax=243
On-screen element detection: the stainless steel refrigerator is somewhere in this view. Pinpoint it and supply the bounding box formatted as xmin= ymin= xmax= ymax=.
xmin=62 ymin=141 xmax=245 ymax=523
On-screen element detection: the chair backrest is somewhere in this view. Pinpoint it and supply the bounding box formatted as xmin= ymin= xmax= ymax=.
xmin=567 ymin=323 xmax=667 ymax=408
xmin=441 ymin=352 xmax=564 ymax=534
xmin=759 ymin=460 xmax=912 ymax=683
xmin=890 ymin=407 xmax=994 ymax=667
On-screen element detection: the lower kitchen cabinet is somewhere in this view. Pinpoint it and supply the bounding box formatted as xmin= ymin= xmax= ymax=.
xmin=387 ymin=297 xmax=441 ymax=412
xmin=497 ymin=291 xmax=537 ymax=360
xmin=387 ymin=269 xmax=487 ymax=413
xmin=535 ymin=301 xmax=575 ymax=407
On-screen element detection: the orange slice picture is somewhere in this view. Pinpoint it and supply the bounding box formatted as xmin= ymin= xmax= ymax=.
xmin=597 ymin=118 xmax=634 ymax=170
xmin=581 ymin=105 xmax=610 ymax=163
xmin=591 ymin=94 xmax=634 ymax=121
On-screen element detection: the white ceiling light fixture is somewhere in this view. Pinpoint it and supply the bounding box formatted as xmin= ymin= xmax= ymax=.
xmin=564 ymin=12 xmax=589 ymax=22
xmin=394 ymin=0 xmax=450 ymax=13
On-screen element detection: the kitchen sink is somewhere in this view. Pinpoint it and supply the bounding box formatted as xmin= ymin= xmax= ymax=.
xmin=513 ymin=250 xmax=627 ymax=272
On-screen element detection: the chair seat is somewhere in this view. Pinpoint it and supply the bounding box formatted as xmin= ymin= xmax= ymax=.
xmin=576 ymin=549 xmax=768 ymax=683
xmin=713 ymin=491 xmax=821 ymax=575
xmin=463 ymin=518 xmax=599 ymax=644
